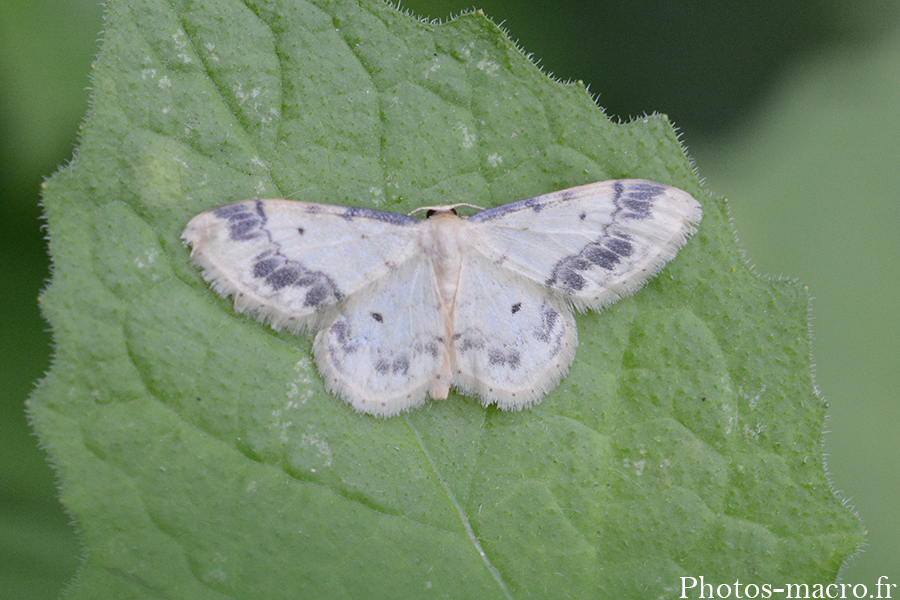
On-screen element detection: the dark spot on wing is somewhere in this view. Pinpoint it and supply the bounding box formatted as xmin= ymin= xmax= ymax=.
xmin=614 ymin=180 xmax=666 ymax=220
xmin=523 ymin=197 xmax=542 ymax=212
xmin=579 ymin=212 xmax=586 ymax=221
xmin=533 ymin=305 xmax=559 ymax=344
xmin=212 ymin=202 xmax=344 ymax=308
xmin=489 ymin=349 xmax=522 ymax=370
xmin=468 ymin=195 xmax=543 ymax=222
xmin=508 ymin=350 xmax=521 ymax=369
xmin=325 ymin=343 xmax=343 ymax=372
xmin=371 ymin=312 xmax=383 ymax=323
xmin=558 ymin=270 xmax=586 ymax=292
xmin=413 ymin=340 xmax=440 ymax=358
xmin=374 ymin=354 xmax=412 ymax=377
xmin=214 ymin=201 xmax=267 ymax=241
xmin=303 ymin=282 xmax=335 ymax=308
xmin=606 ymin=235 xmax=634 ymax=256
xmin=249 ymin=249 xmax=342 ymax=308
xmin=267 ymin=266 xmax=301 ymax=289
xmin=392 ymin=356 xmax=410 ymax=376
xmin=535 ymin=305 xmax=567 ymax=358
xmin=488 ymin=349 xmax=505 ymax=366
xmin=329 ymin=317 xmax=359 ymax=355
xmin=252 ymin=257 xmax=279 ymax=278
xmin=511 ymin=302 xmax=522 ymax=314
xmin=457 ymin=335 xmax=485 ymax=353
xmin=583 ymin=237 xmax=635 ymax=270
xmin=341 ymin=206 xmax=417 ymax=226
xmin=545 ymin=232 xmax=635 ymax=293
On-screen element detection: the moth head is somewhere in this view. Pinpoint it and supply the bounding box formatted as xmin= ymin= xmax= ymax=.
xmin=409 ymin=203 xmax=485 ymax=219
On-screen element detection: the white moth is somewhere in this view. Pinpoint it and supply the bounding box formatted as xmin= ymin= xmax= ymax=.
xmin=183 ymin=179 xmax=701 ymax=417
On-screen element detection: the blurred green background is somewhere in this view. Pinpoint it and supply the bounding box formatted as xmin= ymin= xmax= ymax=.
xmin=2 ymin=0 xmax=897 ymax=596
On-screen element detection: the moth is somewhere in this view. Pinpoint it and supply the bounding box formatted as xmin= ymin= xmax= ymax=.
xmin=183 ymin=179 xmax=701 ymax=417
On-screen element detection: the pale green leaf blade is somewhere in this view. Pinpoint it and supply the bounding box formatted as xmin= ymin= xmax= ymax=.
xmin=31 ymin=0 xmax=863 ymax=597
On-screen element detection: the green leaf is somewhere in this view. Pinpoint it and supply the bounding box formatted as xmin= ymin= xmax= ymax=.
xmin=31 ymin=0 xmax=863 ymax=597
xmin=693 ymin=30 xmax=900 ymax=583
